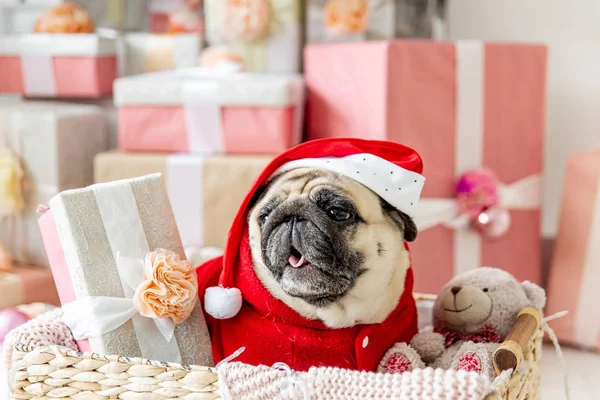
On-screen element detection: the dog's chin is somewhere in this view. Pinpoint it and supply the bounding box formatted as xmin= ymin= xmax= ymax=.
xmin=266 ymin=260 xmax=354 ymax=307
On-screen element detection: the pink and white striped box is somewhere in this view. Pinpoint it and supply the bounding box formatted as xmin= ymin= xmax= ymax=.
xmin=305 ymin=41 xmax=547 ymax=293
xmin=115 ymin=68 xmax=305 ymax=154
xmin=546 ymin=150 xmax=600 ymax=351
xmin=0 ymin=34 xmax=117 ymax=98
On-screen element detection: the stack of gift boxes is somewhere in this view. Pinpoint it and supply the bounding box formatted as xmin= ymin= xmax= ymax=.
xmin=1 ymin=0 xmax=599 ymax=359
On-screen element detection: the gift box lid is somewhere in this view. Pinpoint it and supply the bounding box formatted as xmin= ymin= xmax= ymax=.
xmin=0 ymin=34 xmax=117 ymax=56
xmin=123 ymin=32 xmax=203 ymax=46
xmin=114 ymin=67 xmax=305 ymax=107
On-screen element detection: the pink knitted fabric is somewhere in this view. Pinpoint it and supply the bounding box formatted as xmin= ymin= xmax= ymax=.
xmin=2 ymin=308 xmax=78 ymax=375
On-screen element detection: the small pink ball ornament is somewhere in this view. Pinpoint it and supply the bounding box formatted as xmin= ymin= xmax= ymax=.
xmin=471 ymin=207 xmax=511 ymax=238
xmin=0 ymin=308 xmax=30 ymax=343
xmin=456 ymin=169 xmax=511 ymax=238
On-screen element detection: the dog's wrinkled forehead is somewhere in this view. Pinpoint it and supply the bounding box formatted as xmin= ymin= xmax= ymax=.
xmin=253 ymin=168 xmax=380 ymax=216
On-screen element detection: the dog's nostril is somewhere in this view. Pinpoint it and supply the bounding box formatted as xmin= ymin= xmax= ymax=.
xmin=451 ymin=286 xmax=462 ymax=295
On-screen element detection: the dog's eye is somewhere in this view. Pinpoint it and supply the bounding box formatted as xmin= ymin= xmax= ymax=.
xmin=258 ymin=213 xmax=269 ymax=225
xmin=328 ymin=207 xmax=352 ymax=222
xmin=482 ymin=288 xmax=489 ymax=293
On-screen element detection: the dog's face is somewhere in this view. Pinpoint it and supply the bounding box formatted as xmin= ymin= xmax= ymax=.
xmin=248 ymin=167 xmax=417 ymax=327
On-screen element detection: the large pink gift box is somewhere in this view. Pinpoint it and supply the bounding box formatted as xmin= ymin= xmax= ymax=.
xmin=0 ymin=34 xmax=117 ymax=98
xmin=546 ymin=150 xmax=600 ymax=351
xmin=305 ymin=41 xmax=547 ymax=293
xmin=115 ymin=68 xmax=305 ymax=154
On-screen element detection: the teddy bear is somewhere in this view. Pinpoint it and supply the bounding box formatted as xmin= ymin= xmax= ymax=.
xmin=378 ymin=267 xmax=546 ymax=379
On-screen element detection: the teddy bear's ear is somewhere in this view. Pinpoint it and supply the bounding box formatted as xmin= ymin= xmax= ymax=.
xmin=521 ymin=281 xmax=546 ymax=309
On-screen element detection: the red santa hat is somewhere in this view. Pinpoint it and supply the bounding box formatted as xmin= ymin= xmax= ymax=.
xmin=204 ymin=138 xmax=425 ymax=319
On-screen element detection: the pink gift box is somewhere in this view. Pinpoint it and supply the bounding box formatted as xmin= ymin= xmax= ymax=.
xmin=0 ymin=34 xmax=117 ymax=98
xmin=0 ymin=265 xmax=60 ymax=311
xmin=546 ymin=150 xmax=600 ymax=351
xmin=305 ymin=41 xmax=547 ymax=293
xmin=115 ymin=68 xmax=305 ymax=154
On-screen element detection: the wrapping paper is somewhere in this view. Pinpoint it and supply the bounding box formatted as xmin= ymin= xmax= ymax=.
xmin=0 ymin=265 xmax=60 ymax=310
xmin=121 ymin=33 xmax=203 ymax=76
xmin=546 ymin=150 xmax=600 ymax=351
xmin=204 ymin=0 xmax=302 ymax=73
xmin=0 ymin=102 xmax=107 ymax=267
xmin=38 ymin=174 xmax=214 ymax=364
xmin=305 ymin=41 xmax=547 ymax=293
xmin=0 ymin=34 xmax=117 ymax=98
xmin=94 ymin=151 xmax=272 ymax=250
xmin=115 ymin=68 xmax=304 ymax=154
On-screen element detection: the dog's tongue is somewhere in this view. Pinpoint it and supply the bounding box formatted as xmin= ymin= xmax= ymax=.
xmin=288 ymin=254 xmax=308 ymax=268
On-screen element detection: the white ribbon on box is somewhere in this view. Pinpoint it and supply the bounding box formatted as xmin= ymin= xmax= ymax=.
xmin=166 ymin=154 xmax=206 ymax=249
xmin=413 ymin=41 xmax=542 ymax=276
xmin=181 ymin=65 xmax=243 ymax=153
xmin=62 ymin=253 xmax=176 ymax=343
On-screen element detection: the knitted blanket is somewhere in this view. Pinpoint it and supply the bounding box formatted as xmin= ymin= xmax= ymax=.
xmin=221 ymin=362 xmax=492 ymax=400
xmin=2 ymin=308 xmax=78 ymax=376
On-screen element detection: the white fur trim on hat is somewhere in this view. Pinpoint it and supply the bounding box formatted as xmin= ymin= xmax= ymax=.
xmin=271 ymin=153 xmax=425 ymax=217
xmin=204 ymin=286 xmax=243 ymax=319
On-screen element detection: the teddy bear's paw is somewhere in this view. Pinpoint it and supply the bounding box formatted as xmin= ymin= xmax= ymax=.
xmin=377 ymin=343 xmax=425 ymax=374
xmin=450 ymin=342 xmax=496 ymax=379
xmin=456 ymin=352 xmax=483 ymax=373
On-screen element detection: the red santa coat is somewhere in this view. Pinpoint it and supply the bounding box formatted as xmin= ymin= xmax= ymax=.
xmin=196 ymin=138 xmax=423 ymax=371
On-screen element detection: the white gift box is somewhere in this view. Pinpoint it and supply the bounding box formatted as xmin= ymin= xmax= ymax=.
xmin=0 ymin=101 xmax=107 ymax=267
xmin=38 ymin=174 xmax=214 ymax=365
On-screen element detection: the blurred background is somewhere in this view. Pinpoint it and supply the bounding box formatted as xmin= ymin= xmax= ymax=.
xmin=1 ymin=1 xmax=600 ymax=398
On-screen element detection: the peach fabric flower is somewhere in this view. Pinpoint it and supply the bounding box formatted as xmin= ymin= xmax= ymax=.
xmin=324 ymin=0 xmax=370 ymax=35
xmin=223 ymin=0 xmax=272 ymax=42
xmin=133 ymin=249 xmax=198 ymax=324
xmin=34 ymin=3 xmax=95 ymax=34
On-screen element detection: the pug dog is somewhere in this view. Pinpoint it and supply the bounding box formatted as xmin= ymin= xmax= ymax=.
xmin=248 ymin=167 xmax=418 ymax=329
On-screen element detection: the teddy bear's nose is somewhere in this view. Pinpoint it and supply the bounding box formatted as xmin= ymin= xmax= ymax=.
xmin=451 ymin=286 xmax=462 ymax=295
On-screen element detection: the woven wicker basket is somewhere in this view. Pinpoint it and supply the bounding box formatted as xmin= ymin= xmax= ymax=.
xmin=7 ymin=298 xmax=544 ymax=400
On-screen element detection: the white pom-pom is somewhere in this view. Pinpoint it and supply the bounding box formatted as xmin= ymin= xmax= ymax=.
xmin=204 ymin=286 xmax=242 ymax=319
xmin=185 ymin=246 xmax=223 ymax=266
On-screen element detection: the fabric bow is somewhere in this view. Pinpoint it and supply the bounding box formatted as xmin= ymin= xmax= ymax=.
xmin=62 ymin=253 xmax=176 ymax=342
xmin=434 ymin=325 xmax=502 ymax=348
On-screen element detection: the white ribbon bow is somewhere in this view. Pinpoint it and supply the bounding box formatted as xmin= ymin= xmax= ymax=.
xmin=414 ymin=174 xmax=542 ymax=232
xmin=62 ymin=253 xmax=176 ymax=342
